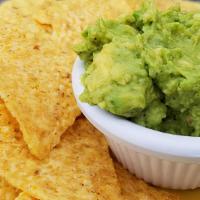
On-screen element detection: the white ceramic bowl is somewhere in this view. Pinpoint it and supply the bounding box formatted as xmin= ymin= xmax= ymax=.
xmin=72 ymin=57 xmax=200 ymax=190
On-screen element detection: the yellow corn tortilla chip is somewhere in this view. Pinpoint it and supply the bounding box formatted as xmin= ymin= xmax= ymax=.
xmin=15 ymin=193 xmax=36 ymax=200
xmin=0 ymin=98 xmax=122 ymax=200
xmin=154 ymin=0 xmax=200 ymax=11
xmin=9 ymin=0 xmax=131 ymax=68
xmin=0 ymin=177 xmax=19 ymax=200
xmin=0 ymin=96 xmax=180 ymax=200
xmin=0 ymin=3 xmax=80 ymax=159
xmin=0 ymin=0 xmax=131 ymax=159
xmin=126 ymin=0 xmax=200 ymax=11
xmin=115 ymin=163 xmax=180 ymax=200
xmin=11 ymin=0 xmax=131 ymax=25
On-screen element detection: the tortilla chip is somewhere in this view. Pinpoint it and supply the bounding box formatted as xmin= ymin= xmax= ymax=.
xmin=181 ymin=0 xmax=200 ymax=11
xmin=15 ymin=193 xmax=36 ymax=200
xmin=126 ymin=0 xmax=200 ymax=11
xmin=0 ymin=0 xmax=131 ymax=160
xmin=115 ymin=163 xmax=180 ymax=200
xmin=0 ymin=177 xmax=19 ymax=200
xmin=11 ymin=0 xmax=131 ymax=24
xmin=0 ymin=98 xmax=122 ymax=200
xmin=9 ymin=0 xmax=131 ymax=68
xmin=154 ymin=0 xmax=200 ymax=11
xmin=0 ymin=4 xmax=81 ymax=159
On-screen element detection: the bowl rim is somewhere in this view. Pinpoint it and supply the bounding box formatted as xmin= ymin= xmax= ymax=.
xmin=72 ymin=57 xmax=200 ymax=160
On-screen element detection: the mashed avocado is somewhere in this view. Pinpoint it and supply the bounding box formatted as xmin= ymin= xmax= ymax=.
xmin=75 ymin=1 xmax=200 ymax=136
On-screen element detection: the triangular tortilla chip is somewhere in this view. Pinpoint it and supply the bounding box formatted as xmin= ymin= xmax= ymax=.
xmin=0 ymin=99 xmax=122 ymax=200
xmin=0 ymin=0 xmax=131 ymax=159
xmin=0 ymin=0 xmax=130 ymax=160
xmin=15 ymin=193 xmax=36 ymax=200
xmin=0 ymin=177 xmax=19 ymax=200
xmin=13 ymin=162 xmax=181 ymax=200
xmin=9 ymin=0 xmax=131 ymax=68
xmin=0 ymin=3 xmax=80 ymax=159
xmin=115 ymin=163 xmax=180 ymax=200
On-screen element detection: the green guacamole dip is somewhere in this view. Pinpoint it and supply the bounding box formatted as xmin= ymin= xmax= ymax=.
xmin=75 ymin=2 xmax=200 ymax=136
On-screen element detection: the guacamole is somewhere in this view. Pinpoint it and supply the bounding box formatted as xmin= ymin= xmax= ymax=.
xmin=75 ymin=2 xmax=200 ymax=136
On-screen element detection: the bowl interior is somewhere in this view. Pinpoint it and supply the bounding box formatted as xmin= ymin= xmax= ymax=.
xmin=72 ymin=57 xmax=200 ymax=161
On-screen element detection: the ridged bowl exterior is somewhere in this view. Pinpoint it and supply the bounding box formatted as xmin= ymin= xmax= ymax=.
xmin=107 ymin=137 xmax=200 ymax=190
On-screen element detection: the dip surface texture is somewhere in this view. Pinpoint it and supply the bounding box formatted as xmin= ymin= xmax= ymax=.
xmin=75 ymin=2 xmax=200 ymax=136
